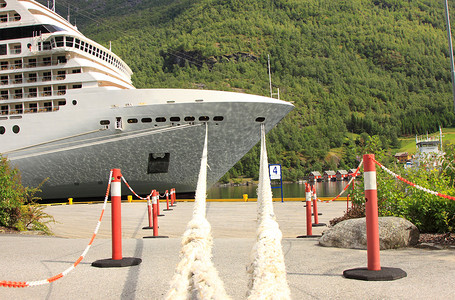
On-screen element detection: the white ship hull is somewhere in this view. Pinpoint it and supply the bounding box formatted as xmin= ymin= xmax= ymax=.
xmin=3 ymin=88 xmax=293 ymax=199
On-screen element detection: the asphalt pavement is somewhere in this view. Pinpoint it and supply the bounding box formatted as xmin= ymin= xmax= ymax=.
xmin=0 ymin=201 xmax=454 ymax=299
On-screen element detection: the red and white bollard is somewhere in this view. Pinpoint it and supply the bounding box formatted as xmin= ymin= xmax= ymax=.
xmin=170 ymin=188 xmax=176 ymax=207
xmin=163 ymin=190 xmax=173 ymax=211
xmin=142 ymin=191 xmax=154 ymax=230
xmin=343 ymin=154 xmax=406 ymax=280
xmin=312 ymin=185 xmax=326 ymax=227
xmin=297 ymin=183 xmax=320 ymax=238
xmin=92 ymin=168 xmax=142 ymax=267
xmin=156 ymin=190 xmax=164 ymax=216
xmin=144 ymin=190 xmax=168 ymax=239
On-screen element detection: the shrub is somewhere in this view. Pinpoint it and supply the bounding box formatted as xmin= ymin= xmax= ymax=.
xmin=0 ymin=155 xmax=53 ymax=233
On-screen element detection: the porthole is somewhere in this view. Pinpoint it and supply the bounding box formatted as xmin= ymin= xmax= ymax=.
xmin=199 ymin=116 xmax=209 ymax=121
xmin=255 ymin=117 xmax=265 ymax=123
xmin=156 ymin=117 xmax=166 ymax=122
xmin=100 ymin=120 xmax=110 ymax=125
xmin=12 ymin=125 xmax=20 ymax=134
xmin=170 ymin=117 xmax=180 ymax=122
xmin=127 ymin=118 xmax=138 ymax=123
xmin=72 ymin=100 xmax=77 ymax=105
xmin=213 ymin=116 xmax=224 ymax=121
xmin=141 ymin=118 xmax=152 ymax=123
xmin=0 ymin=126 xmax=5 ymax=135
xmin=184 ymin=116 xmax=195 ymax=122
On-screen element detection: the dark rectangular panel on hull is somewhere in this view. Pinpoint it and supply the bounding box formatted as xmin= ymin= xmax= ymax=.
xmin=147 ymin=153 xmax=170 ymax=174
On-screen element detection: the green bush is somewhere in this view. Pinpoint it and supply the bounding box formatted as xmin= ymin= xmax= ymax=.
xmin=351 ymin=158 xmax=455 ymax=233
xmin=0 ymin=155 xmax=53 ymax=233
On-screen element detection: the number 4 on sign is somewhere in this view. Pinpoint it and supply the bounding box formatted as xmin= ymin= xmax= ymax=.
xmin=269 ymin=164 xmax=281 ymax=180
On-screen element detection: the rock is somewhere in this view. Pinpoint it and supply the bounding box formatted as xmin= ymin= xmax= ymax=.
xmin=319 ymin=217 xmax=419 ymax=250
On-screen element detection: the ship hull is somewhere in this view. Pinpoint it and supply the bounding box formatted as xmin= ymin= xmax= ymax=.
xmin=2 ymin=89 xmax=293 ymax=199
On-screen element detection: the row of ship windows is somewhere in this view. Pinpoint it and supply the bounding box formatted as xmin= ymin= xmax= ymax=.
xmin=0 ymin=84 xmax=81 ymax=100
xmin=41 ymin=36 xmax=127 ymax=73
xmin=1 ymin=99 xmax=66 ymax=115
xmin=0 ymin=11 xmax=20 ymax=23
xmin=100 ymin=116 xmax=266 ymax=125
xmin=0 ymin=125 xmax=20 ymax=135
xmin=0 ymin=69 xmax=81 ymax=85
xmin=0 ymin=55 xmax=69 ymax=69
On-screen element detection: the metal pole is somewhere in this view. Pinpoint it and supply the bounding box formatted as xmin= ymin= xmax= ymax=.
xmin=444 ymin=0 xmax=455 ymax=111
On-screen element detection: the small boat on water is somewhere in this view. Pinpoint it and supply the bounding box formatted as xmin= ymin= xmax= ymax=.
xmin=0 ymin=0 xmax=293 ymax=199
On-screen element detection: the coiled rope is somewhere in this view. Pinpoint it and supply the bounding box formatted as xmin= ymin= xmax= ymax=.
xmin=0 ymin=170 xmax=113 ymax=288
xmin=166 ymin=124 xmax=230 ymax=300
xmin=246 ymin=124 xmax=291 ymax=299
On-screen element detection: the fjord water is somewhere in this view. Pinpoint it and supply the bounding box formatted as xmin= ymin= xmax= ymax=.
xmin=207 ymin=180 xmax=351 ymax=199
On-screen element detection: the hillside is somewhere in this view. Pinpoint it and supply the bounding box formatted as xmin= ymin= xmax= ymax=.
xmin=38 ymin=0 xmax=455 ymax=180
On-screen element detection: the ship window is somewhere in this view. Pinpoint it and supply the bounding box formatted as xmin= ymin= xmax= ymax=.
xmin=43 ymin=102 xmax=52 ymax=111
xmin=43 ymin=41 xmax=51 ymax=50
xmin=14 ymin=104 xmax=22 ymax=114
xmin=170 ymin=117 xmax=180 ymax=122
xmin=14 ymin=89 xmax=22 ymax=99
xmin=156 ymin=117 xmax=166 ymax=122
xmin=57 ymin=100 xmax=66 ymax=106
xmin=29 ymin=103 xmax=37 ymax=113
xmin=0 ymin=90 xmax=7 ymax=100
xmin=0 ymin=61 xmax=7 ymax=69
xmin=42 ymin=71 xmax=51 ymax=81
xmin=0 ymin=44 xmax=6 ymax=55
xmin=55 ymin=36 xmax=64 ymax=47
xmin=13 ymin=13 xmax=20 ymax=21
xmin=72 ymin=100 xmax=77 ymax=105
xmin=28 ymin=87 xmax=37 ymax=98
xmin=184 ymin=116 xmax=195 ymax=122
xmin=147 ymin=153 xmax=170 ymax=174
xmin=127 ymin=118 xmax=138 ymax=123
xmin=13 ymin=59 xmax=21 ymax=68
xmin=74 ymin=38 xmax=80 ymax=49
xmin=141 ymin=118 xmax=152 ymax=123
xmin=199 ymin=116 xmax=209 ymax=121
xmin=9 ymin=43 xmax=21 ymax=54
xmin=12 ymin=125 xmax=19 ymax=133
xmin=14 ymin=74 xmax=22 ymax=84
xmin=0 ymin=14 xmax=6 ymax=23
xmin=42 ymin=86 xmax=51 ymax=96
xmin=0 ymin=126 xmax=4 ymax=134
xmin=0 ymin=1 xmax=6 ymax=8
xmin=72 ymin=84 xmax=82 ymax=89
xmin=0 ymin=75 xmax=7 ymax=85
xmin=28 ymin=58 xmax=36 ymax=67
xmin=100 ymin=120 xmax=110 ymax=125
xmin=28 ymin=73 xmax=37 ymax=82
xmin=43 ymin=57 xmax=51 ymax=66
xmin=57 ymin=70 xmax=66 ymax=80
xmin=214 ymin=116 xmax=224 ymax=121
xmin=72 ymin=68 xmax=81 ymax=74
xmin=1 ymin=105 xmax=7 ymax=115
xmin=255 ymin=117 xmax=265 ymax=122
xmin=57 ymin=86 xmax=66 ymax=95
xmin=57 ymin=56 xmax=67 ymax=64
xmin=65 ymin=36 xmax=74 ymax=47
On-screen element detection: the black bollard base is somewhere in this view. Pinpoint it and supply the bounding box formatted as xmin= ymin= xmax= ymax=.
xmin=92 ymin=257 xmax=142 ymax=268
xmin=312 ymin=223 xmax=327 ymax=227
xmin=143 ymin=235 xmax=169 ymax=239
xmin=163 ymin=209 xmax=173 ymax=211
xmin=158 ymin=214 xmax=165 ymax=217
xmin=311 ymin=213 xmax=323 ymax=216
xmin=296 ymin=235 xmax=322 ymax=238
xmin=343 ymin=267 xmax=407 ymax=281
xmin=142 ymin=226 xmax=156 ymax=230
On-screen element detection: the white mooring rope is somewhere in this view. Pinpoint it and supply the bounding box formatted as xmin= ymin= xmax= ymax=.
xmin=246 ymin=124 xmax=291 ymax=300
xmin=166 ymin=124 xmax=230 ymax=300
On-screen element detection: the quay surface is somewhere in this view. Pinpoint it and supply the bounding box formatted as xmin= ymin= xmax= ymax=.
xmin=0 ymin=201 xmax=454 ymax=299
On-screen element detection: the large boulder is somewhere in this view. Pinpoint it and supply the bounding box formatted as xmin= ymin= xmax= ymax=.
xmin=319 ymin=217 xmax=419 ymax=250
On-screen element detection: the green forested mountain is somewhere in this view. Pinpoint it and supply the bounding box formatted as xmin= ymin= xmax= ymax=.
xmin=39 ymin=0 xmax=455 ymax=180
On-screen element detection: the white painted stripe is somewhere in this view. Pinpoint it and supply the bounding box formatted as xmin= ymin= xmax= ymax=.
xmin=111 ymin=182 xmax=121 ymax=197
xmin=152 ymin=195 xmax=158 ymax=204
xmin=305 ymin=192 xmax=311 ymax=202
xmin=364 ymin=171 xmax=377 ymax=190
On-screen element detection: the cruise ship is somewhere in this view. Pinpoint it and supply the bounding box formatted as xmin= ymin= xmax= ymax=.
xmin=0 ymin=0 xmax=293 ymax=199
